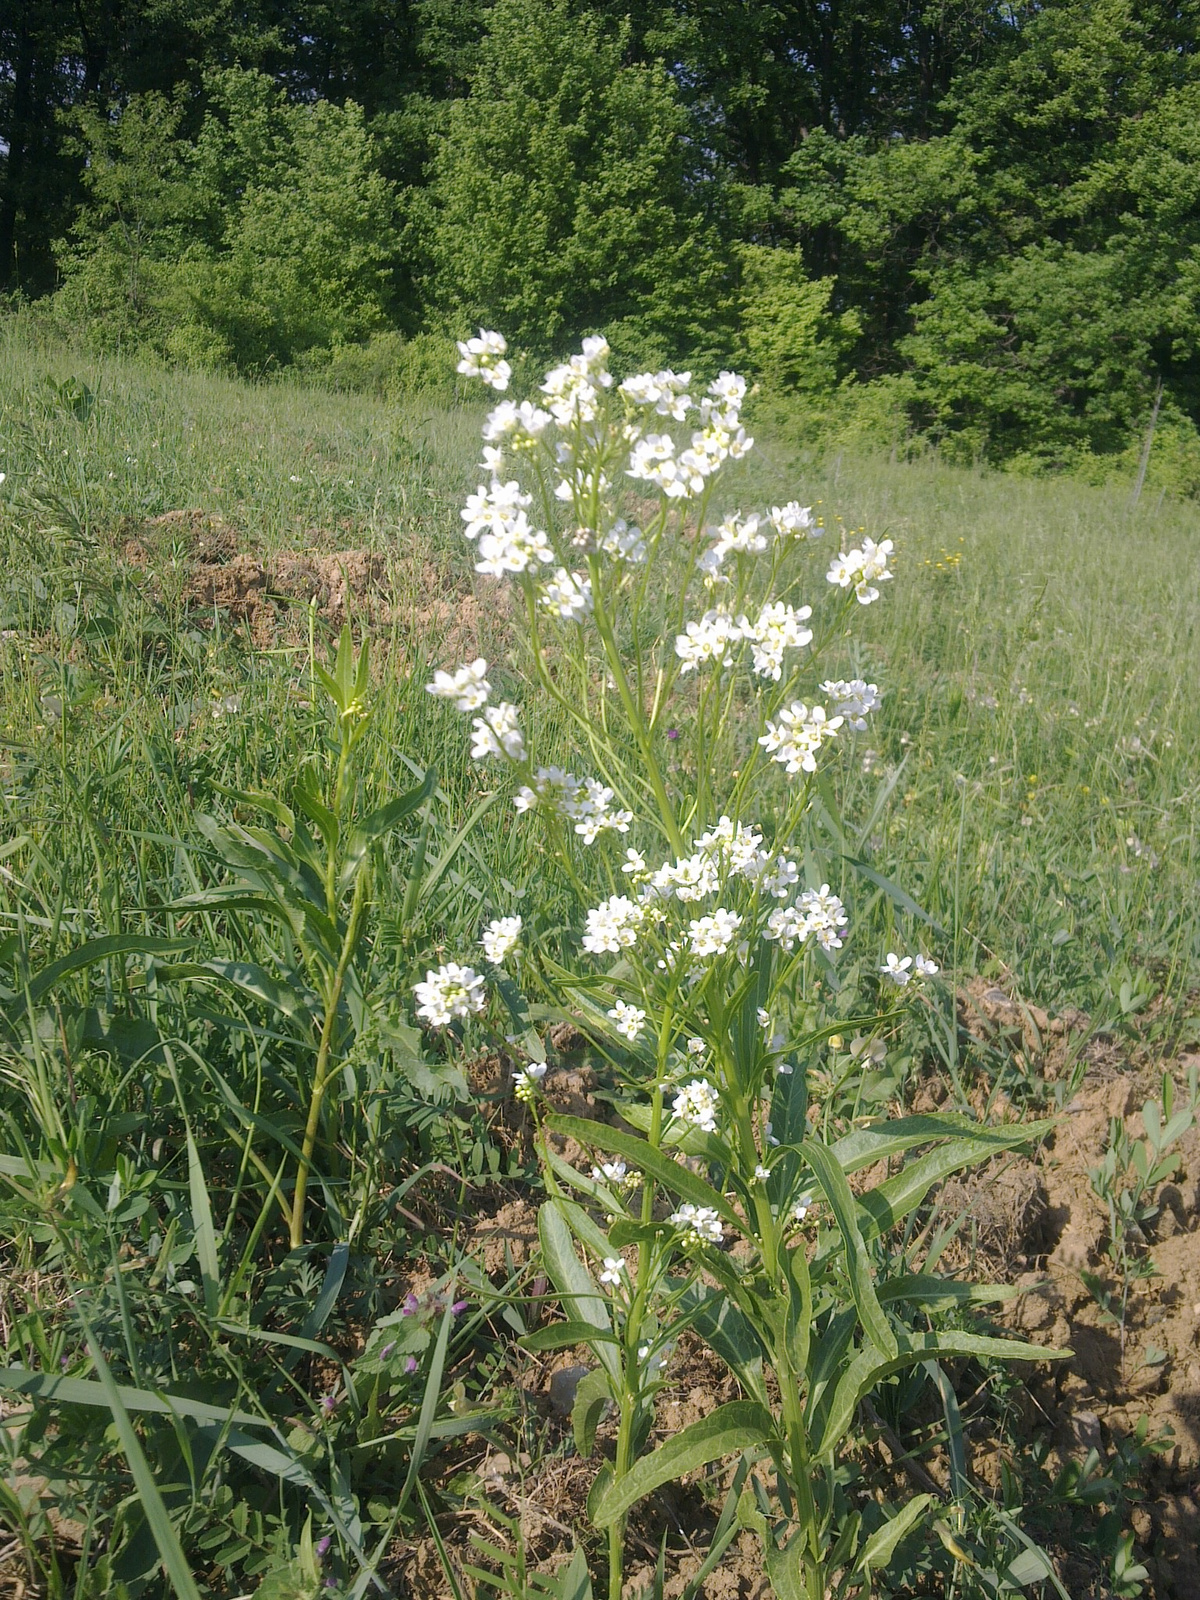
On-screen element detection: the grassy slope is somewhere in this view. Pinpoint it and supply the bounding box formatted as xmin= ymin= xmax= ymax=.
xmin=1 ymin=324 xmax=1197 ymax=1030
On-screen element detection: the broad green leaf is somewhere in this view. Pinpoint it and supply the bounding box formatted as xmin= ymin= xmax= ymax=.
xmin=545 ymin=1115 xmax=740 ymax=1227
xmin=763 ymin=1539 xmax=806 ymax=1600
xmin=590 ymin=1401 xmax=775 ymax=1527
xmin=302 ymin=1241 xmax=350 ymax=1340
xmin=177 ymin=959 xmax=318 ymax=1025
xmin=815 ymin=1331 xmax=1068 ymax=1457
xmin=677 ymin=1285 xmax=769 ymax=1408
xmin=853 ymin=1495 xmax=933 ymax=1578
xmin=520 ymin=1322 xmax=619 ymax=1352
xmin=340 ymin=767 xmax=437 ymax=888
xmin=82 ymin=1328 xmax=205 ymax=1600
xmin=571 ymin=1367 xmax=613 ymax=1457
xmin=829 ymin=1115 xmax=1054 ymax=1177
xmin=858 ymin=1134 xmax=1052 ymax=1242
xmin=802 ymin=1137 xmax=897 ymax=1359
xmin=537 ymin=1202 xmax=619 ymax=1380
xmin=877 ymin=1274 xmax=1019 ymax=1309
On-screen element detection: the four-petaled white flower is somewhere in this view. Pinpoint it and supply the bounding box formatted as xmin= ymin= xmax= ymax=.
xmin=414 ymin=963 xmax=486 ymax=1027
xmin=827 ymin=538 xmax=894 ymax=605
xmin=470 ymin=702 xmax=526 ymax=762
xmin=456 ymin=328 xmax=511 ymax=391
xmin=914 ymin=954 xmax=940 ymax=977
xmin=599 ymin=1256 xmax=626 ymax=1287
xmin=582 ymin=895 xmax=645 ymax=954
xmin=539 ymin=567 xmax=593 ymax=622
xmin=769 ymin=502 xmax=818 ymax=540
xmin=426 ymin=658 xmax=491 ymax=712
xmin=607 ymin=1000 xmax=647 ymax=1042
xmin=881 ymin=952 xmax=913 ymax=986
xmin=821 ymin=678 xmax=881 ymax=731
xmin=591 ymin=1159 xmax=628 ymax=1185
xmin=480 ymin=916 xmax=522 ymax=965
xmin=672 ymin=1079 xmax=719 ymax=1133
xmin=668 ymin=1203 xmax=723 ymax=1245
xmin=687 ymin=908 xmax=742 ymax=956
xmin=759 ymin=703 xmax=844 ymax=774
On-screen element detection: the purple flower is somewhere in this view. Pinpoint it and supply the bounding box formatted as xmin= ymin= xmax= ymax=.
xmin=380 ymin=1341 xmax=396 ymax=1361
xmin=666 ymin=728 xmax=680 ymax=741
xmin=451 ymin=1299 xmax=469 ymax=1316
xmin=400 ymin=1292 xmax=420 ymax=1316
xmin=404 ymin=1355 xmax=418 ymax=1374
xmin=319 ymin=1392 xmax=338 ymax=1415
xmin=316 ymin=1535 xmax=332 ymax=1557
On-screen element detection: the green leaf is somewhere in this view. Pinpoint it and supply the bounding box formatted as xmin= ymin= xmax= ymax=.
xmin=571 ymin=1367 xmax=613 ymax=1458
xmin=829 ymin=1115 xmax=1054 ymax=1176
xmin=858 ymin=1134 xmax=1052 ymax=1242
xmin=81 ymin=1327 xmax=205 ymax=1600
xmin=676 ymin=1285 xmax=769 ymax=1408
xmin=537 ymin=1202 xmax=619 ymax=1381
xmin=339 ymin=768 xmax=437 ymax=889
xmin=877 ymin=1275 xmax=1018 ymax=1310
xmin=520 ymin=1322 xmax=619 ymax=1352
xmin=853 ymin=1495 xmax=934 ymax=1578
xmin=589 ymin=1402 xmax=775 ymax=1528
xmin=843 ymin=856 xmax=944 ymax=933
xmin=185 ymin=1127 xmax=220 ymax=1319
xmin=8 ymin=934 xmax=193 ymax=1020
xmin=302 ymin=1242 xmax=350 ymax=1340
xmin=802 ymin=1137 xmax=898 ymax=1359
xmin=544 ymin=1115 xmax=740 ymax=1227
xmin=534 ymin=1546 xmax=593 ymax=1600
xmin=763 ymin=1539 xmax=806 ymax=1600
xmin=0 ymin=1367 xmax=266 ymax=1430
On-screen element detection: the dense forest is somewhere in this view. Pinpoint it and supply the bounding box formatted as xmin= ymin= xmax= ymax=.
xmin=4 ymin=0 xmax=1200 ymax=482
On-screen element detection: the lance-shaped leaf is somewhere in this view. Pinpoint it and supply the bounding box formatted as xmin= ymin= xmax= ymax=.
xmin=589 ymin=1401 xmax=776 ymax=1527
xmin=545 ymin=1115 xmax=740 ymax=1227
xmin=537 ymin=1202 xmax=620 ymax=1381
xmin=853 ymin=1494 xmax=934 ymax=1580
xmin=338 ymin=767 xmax=437 ymax=891
xmin=830 ymin=1115 xmax=1054 ymax=1177
xmin=802 ymin=1137 xmax=898 ymax=1359
xmin=7 ymin=934 xmax=193 ymax=1022
xmin=857 ymin=1135 xmax=1046 ymax=1242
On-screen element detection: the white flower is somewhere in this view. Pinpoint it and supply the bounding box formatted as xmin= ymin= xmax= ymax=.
xmin=672 ymin=1079 xmax=719 ymax=1133
xmin=881 ymin=952 xmax=913 ymax=986
xmin=591 ymin=1159 xmax=628 ymax=1185
xmin=759 ymin=703 xmax=844 ymax=774
xmin=674 ymin=609 xmax=747 ymax=672
xmin=764 ymin=903 xmax=809 ymax=952
xmin=607 ymin=1000 xmax=647 ymax=1042
xmin=456 ymin=329 xmax=511 ymax=391
xmin=480 ymin=916 xmax=522 ymax=964
xmin=708 ymin=371 xmax=747 ymax=408
xmin=627 ymin=432 xmax=692 ymax=498
xmin=669 ymin=1203 xmax=723 ymax=1246
xmin=914 ymin=954 xmax=940 ymax=977
xmin=414 ymin=963 xmax=486 ymax=1027
xmin=757 ymin=1008 xmax=786 ymax=1051
xmin=475 ymin=513 xmax=555 ymax=577
xmin=746 ymin=602 xmax=813 ymax=680
xmin=426 ymin=657 xmax=491 ymax=712
xmin=571 ymin=778 xmax=632 ymax=843
xmin=470 ymin=702 xmax=526 ymax=761
xmin=798 ymin=885 xmax=848 ymax=951
xmin=686 ymin=1036 xmax=706 ymax=1055
xmin=756 ymin=854 xmax=799 ymax=898
xmin=687 ymin=908 xmax=742 ymax=957
xmin=554 ymin=462 xmax=611 ymax=505
xmin=769 ymin=502 xmax=818 ymax=540
xmin=644 ymin=850 xmax=720 ymax=904
xmin=598 ymin=518 xmax=647 ymax=563
xmin=482 ymin=399 xmax=551 ymax=443
xmin=621 ymin=847 xmax=648 ymax=876
xmin=539 ymin=567 xmax=593 ymax=622
xmin=764 ymin=1121 xmax=780 ymax=1147
xmin=820 ymin=679 xmax=881 ymax=731
xmin=461 ymin=479 xmax=532 ymax=541
xmin=711 ymin=511 xmax=767 ymax=559
xmin=755 ymin=1164 xmax=769 ymax=1180
xmin=826 ymin=538 xmax=894 ymax=605
xmin=582 ymin=895 xmax=645 ymax=954
xmin=619 ymin=369 xmax=692 ymax=418
xmin=541 ymin=353 xmax=606 ymax=423
xmin=793 ymin=1194 xmax=813 ymax=1222
xmin=599 ymin=1256 xmax=626 ymax=1287
xmin=514 ymin=765 xmax=579 ymax=815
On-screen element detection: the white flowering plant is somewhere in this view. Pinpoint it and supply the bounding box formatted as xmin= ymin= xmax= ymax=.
xmin=428 ymin=334 xmax=1065 ymax=1598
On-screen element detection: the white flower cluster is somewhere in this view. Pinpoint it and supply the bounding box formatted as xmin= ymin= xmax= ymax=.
xmin=540 ymin=335 xmax=613 ymax=425
xmin=765 ymin=885 xmax=849 ymax=953
xmin=711 ymin=511 xmax=768 ymax=559
xmin=668 ymin=1203 xmax=723 ymax=1246
xmin=674 ymin=609 xmax=745 ymax=672
xmin=607 ymin=1000 xmax=647 ymax=1042
xmin=820 ymin=678 xmax=882 ymax=730
xmin=456 ymin=329 xmax=511 ymax=391
xmin=671 ymin=1079 xmax=719 ymax=1133
xmin=538 ymin=567 xmax=592 ymax=622
xmin=598 ymin=517 xmax=647 ymax=563
xmin=470 ymin=703 xmax=526 ymax=762
xmin=687 ymin=908 xmax=742 ymax=956
xmin=759 ymin=702 xmax=844 ymax=774
xmin=770 ymin=502 xmax=819 ymax=539
xmin=514 ymin=766 xmax=632 ymax=843
xmin=827 ymin=538 xmax=894 ymax=605
xmin=480 ymin=916 xmax=522 ymax=965
xmin=425 ymin=657 xmax=491 ymax=712
xmin=461 ymin=478 xmax=554 ymax=577
xmin=880 ymin=952 xmax=939 ymax=986
xmin=674 ymin=601 xmax=813 ymax=680
xmin=482 ymin=398 xmax=551 ymax=445
xmin=625 ymin=372 xmax=751 ymax=498
xmin=582 ymin=895 xmax=646 ymax=954
xmin=512 ymin=1060 xmax=548 ymax=1102
xmin=414 ymin=963 xmax=486 ymax=1027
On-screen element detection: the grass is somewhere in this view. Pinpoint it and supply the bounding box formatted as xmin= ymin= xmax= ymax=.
xmin=0 ymin=321 xmax=1198 ymax=1599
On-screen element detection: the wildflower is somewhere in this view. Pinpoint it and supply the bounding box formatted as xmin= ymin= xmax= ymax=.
xmin=645 ymin=850 xmax=720 ymax=903
xmin=541 ymin=358 xmax=605 ymax=424
xmin=711 ymin=511 xmax=767 ymax=559
xmin=591 ymin=1159 xmax=628 ymax=1184
xmin=674 ymin=609 xmax=746 ymax=672
xmin=539 ymin=567 xmax=593 ymax=622
xmin=672 ymin=1079 xmax=719 ymax=1133
xmin=414 ymin=963 xmax=486 ymax=1027
xmin=512 ymin=1061 xmax=548 ymax=1103
xmin=482 ymin=399 xmax=551 ymax=443
xmin=914 ymin=954 xmax=940 ymax=977
xmin=668 ymin=1203 xmax=723 ymax=1246
xmin=404 ymin=1355 xmax=419 ymax=1374
xmin=687 ymin=908 xmax=742 ymax=956
xmin=764 ymin=1121 xmax=780 ymax=1147
xmin=850 ymin=1035 xmax=887 ymax=1065
xmin=686 ymin=1036 xmax=706 ymax=1055
xmin=470 ymin=702 xmax=526 ymax=761
xmin=881 ymin=952 xmax=913 ymax=986
xmin=798 ymin=886 xmax=848 ymax=951
xmin=820 ymin=679 xmax=882 ymax=731
xmin=619 ymin=369 xmax=692 ymax=418
xmin=769 ymin=501 xmax=818 ymax=539
xmin=475 ymin=514 xmax=555 ymax=577
xmin=759 ymin=702 xmax=844 ymax=774
xmin=607 ymin=1000 xmax=647 ymax=1042
xmin=756 ymin=854 xmax=799 ymax=899
xmin=598 ymin=517 xmax=647 ymax=562
xmin=400 ymin=1293 xmax=419 ymax=1316
xmin=480 ymin=916 xmax=522 ymax=964
xmin=628 ymin=432 xmax=697 ymax=498
xmin=582 ymin=895 xmax=645 ymax=954
xmin=461 ymin=478 xmax=531 ymax=541
xmin=746 ymin=602 xmax=813 ymax=680
xmin=599 ymin=1256 xmax=626 ymax=1287
xmin=826 ymin=538 xmax=894 ymax=605
xmin=570 ymin=779 xmax=632 ymax=843
xmin=451 ymin=1299 xmax=469 ymax=1315
xmin=426 ymin=657 xmax=491 ymax=712
xmin=755 ymin=1164 xmax=769 ymax=1180
xmin=456 ymin=329 xmax=511 ymax=391
xmin=793 ymin=1194 xmax=813 ymax=1222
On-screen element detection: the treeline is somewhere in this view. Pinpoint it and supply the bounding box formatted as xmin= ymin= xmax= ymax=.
xmin=4 ymin=0 xmax=1200 ymax=484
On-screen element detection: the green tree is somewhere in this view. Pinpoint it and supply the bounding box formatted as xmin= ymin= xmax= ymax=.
xmin=425 ymin=0 xmax=732 ymax=366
